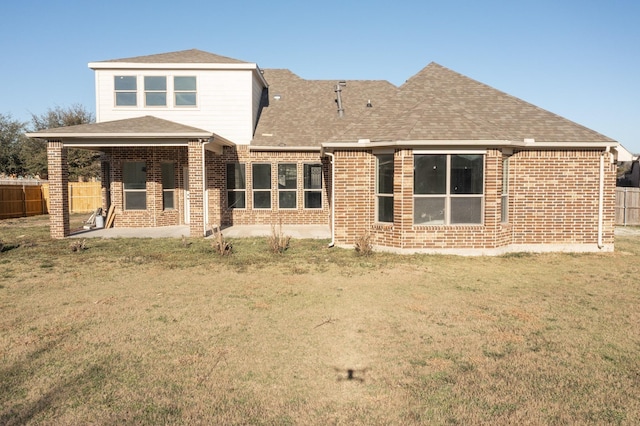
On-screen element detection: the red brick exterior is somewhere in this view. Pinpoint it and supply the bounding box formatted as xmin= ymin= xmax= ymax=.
xmin=215 ymin=146 xmax=330 ymax=228
xmin=332 ymin=148 xmax=616 ymax=253
xmin=47 ymin=141 xmax=70 ymax=239
xmin=100 ymin=147 xmax=188 ymax=229
xmin=47 ymin=142 xmax=616 ymax=253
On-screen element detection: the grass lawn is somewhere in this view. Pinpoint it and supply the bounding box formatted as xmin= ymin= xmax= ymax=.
xmin=1 ymin=215 xmax=639 ymax=425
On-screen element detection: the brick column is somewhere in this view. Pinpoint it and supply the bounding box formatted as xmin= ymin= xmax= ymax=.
xmin=47 ymin=140 xmax=70 ymax=238
xmin=188 ymin=140 xmax=204 ymax=237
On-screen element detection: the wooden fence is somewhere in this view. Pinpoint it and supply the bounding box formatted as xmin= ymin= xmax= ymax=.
xmin=616 ymin=187 xmax=640 ymax=226
xmin=0 ymin=181 xmax=102 ymax=219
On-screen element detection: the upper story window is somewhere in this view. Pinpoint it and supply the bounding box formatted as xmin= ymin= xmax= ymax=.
xmin=144 ymin=76 xmax=167 ymax=106
xmin=414 ymin=154 xmax=484 ymax=225
xmin=115 ymin=76 xmax=137 ymax=106
xmin=174 ymin=76 xmax=197 ymax=106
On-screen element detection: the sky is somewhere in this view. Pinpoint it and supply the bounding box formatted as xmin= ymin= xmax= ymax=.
xmin=2 ymin=0 xmax=639 ymax=152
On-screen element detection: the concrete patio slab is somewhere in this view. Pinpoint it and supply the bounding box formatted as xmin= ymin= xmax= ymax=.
xmin=70 ymin=224 xmax=331 ymax=240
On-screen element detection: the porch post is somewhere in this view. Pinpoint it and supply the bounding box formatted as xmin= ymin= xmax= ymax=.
xmin=47 ymin=140 xmax=70 ymax=238
xmin=187 ymin=140 xmax=204 ymax=237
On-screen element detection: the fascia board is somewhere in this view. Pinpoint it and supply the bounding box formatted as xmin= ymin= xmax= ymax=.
xmin=88 ymin=62 xmax=259 ymax=71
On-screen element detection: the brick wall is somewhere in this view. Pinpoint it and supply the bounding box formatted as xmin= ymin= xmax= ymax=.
xmin=331 ymin=148 xmax=615 ymax=252
xmin=102 ymin=146 xmax=187 ymax=228
xmin=215 ymin=146 xmax=330 ymax=227
xmin=509 ymin=149 xmax=616 ymax=246
xmin=47 ymin=141 xmax=69 ymax=239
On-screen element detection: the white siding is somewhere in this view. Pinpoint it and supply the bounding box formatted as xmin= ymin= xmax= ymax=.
xmin=95 ymin=68 xmax=261 ymax=144
xmin=252 ymin=72 xmax=265 ymax=133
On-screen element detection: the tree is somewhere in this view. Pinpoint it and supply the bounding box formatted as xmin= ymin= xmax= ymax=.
xmin=28 ymin=104 xmax=101 ymax=181
xmin=0 ymin=114 xmax=27 ymax=177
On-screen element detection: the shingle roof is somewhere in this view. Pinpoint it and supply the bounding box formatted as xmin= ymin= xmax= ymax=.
xmin=96 ymin=49 xmax=249 ymax=64
xmin=252 ymin=69 xmax=397 ymax=147
xmin=27 ymin=116 xmax=212 ymax=138
xmin=328 ymin=63 xmax=615 ymax=143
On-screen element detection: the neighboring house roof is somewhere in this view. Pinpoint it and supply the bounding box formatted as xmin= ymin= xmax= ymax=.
xmin=252 ymin=69 xmax=397 ymax=147
xmin=94 ymin=49 xmax=249 ymax=65
xmin=26 ymin=116 xmax=213 ymax=139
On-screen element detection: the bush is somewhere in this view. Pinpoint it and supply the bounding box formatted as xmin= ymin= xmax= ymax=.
xmin=211 ymin=227 xmax=232 ymax=256
xmin=354 ymin=233 xmax=373 ymax=256
xmin=269 ymin=223 xmax=290 ymax=254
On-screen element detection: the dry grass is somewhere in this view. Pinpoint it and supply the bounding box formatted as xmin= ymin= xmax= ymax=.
xmin=1 ymin=215 xmax=640 ymax=425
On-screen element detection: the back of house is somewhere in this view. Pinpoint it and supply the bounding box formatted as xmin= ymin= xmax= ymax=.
xmin=28 ymin=49 xmax=619 ymax=255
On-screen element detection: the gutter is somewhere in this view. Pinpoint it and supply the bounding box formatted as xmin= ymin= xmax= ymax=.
xmin=597 ymin=146 xmax=611 ymax=249
xmin=202 ymin=138 xmax=211 ymax=237
xmin=325 ymin=152 xmax=335 ymax=248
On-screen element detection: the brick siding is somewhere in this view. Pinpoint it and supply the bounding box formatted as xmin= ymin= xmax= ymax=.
xmin=48 ymin=142 xmax=615 ymax=252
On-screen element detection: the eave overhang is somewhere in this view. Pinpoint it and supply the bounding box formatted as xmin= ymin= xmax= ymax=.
xmin=88 ymin=62 xmax=269 ymax=88
xmin=321 ymin=139 xmax=618 ymax=155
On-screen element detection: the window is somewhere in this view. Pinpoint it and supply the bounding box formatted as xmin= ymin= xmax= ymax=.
xmin=144 ymin=76 xmax=167 ymax=106
xmin=123 ymin=162 xmax=146 ymax=210
xmin=161 ymin=162 xmax=175 ymax=210
xmin=501 ymin=157 xmax=509 ymax=222
xmin=376 ymin=154 xmax=394 ymax=223
xmin=278 ymin=164 xmax=297 ymax=209
xmin=304 ymin=164 xmax=323 ymax=209
xmin=115 ymin=76 xmax=137 ymax=106
xmin=414 ymin=154 xmax=484 ymax=224
xmin=252 ymin=164 xmax=271 ymax=209
xmin=174 ymin=76 xmax=197 ymax=106
xmin=226 ymin=163 xmax=246 ymax=209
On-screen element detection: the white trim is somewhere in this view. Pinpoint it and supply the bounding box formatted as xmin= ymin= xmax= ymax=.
xmin=413 ymin=149 xmax=487 ymax=155
xmin=250 ymin=145 xmax=321 ymax=152
xmin=26 ymin=132 xmax=212 ymax=139
xmin=89 ymin=62 xmax=259 ymax=70
xmin=322 ymin=140 xmax=618 ymax=151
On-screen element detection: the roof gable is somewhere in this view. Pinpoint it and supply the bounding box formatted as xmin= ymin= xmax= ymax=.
xmin=95 ymin=49 xmax=249 ymax=64
xmin=331 ymin=63 xmax=614 ymax=143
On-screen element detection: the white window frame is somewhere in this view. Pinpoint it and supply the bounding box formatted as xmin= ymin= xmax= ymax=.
xmin=413 ymin=152 xmax=485 ymax=225
xmin=114 ymin=76 xmax=137 ymax=107
xmin=174 ymin=76 xmax=197 ymax=107
xmin=144 ymin=76 xmax=167 ymax=107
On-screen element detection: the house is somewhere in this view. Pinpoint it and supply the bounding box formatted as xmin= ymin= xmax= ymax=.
xmin=27 ymin=49 xmax=620 ymax=255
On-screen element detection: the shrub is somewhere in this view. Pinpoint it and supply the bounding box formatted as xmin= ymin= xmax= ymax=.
xmin=70 ymin=239 xmax=87 ymax=252
xmin=354 ymin=233 xmax=373 ymax=256
xmin=269 ymin=223 xmax=290 ymax=254
xmin=211 ymin=227 xmax=232 ymax=256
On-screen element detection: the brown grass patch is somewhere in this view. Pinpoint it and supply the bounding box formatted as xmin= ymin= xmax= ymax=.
xmin=0 ymin=215 xmax=639 ymax=424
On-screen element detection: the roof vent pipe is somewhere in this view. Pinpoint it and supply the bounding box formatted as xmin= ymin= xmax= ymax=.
xmin=335 ymin=81 xmax=346 ymax=117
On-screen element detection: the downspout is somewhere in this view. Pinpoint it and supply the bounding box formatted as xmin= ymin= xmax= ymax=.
xmin=202 ymin=138 xmax=211 ymax=237
xmin=325 ymin=151 xmax=336 ymax=247
xmin=597 ymin=146 xmax=610 ymax=249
